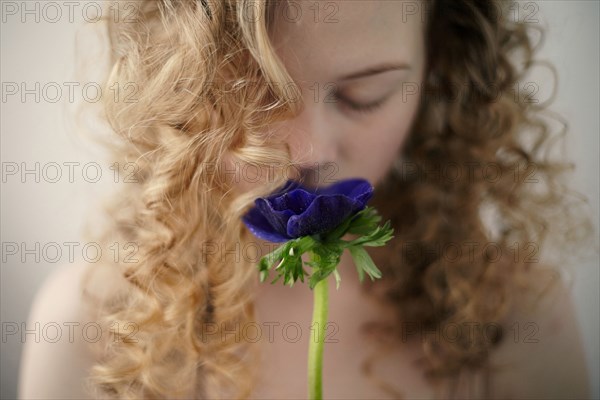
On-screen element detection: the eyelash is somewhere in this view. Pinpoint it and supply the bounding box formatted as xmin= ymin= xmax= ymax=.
xmin=333 ymin=92 xmax=387 ymax=114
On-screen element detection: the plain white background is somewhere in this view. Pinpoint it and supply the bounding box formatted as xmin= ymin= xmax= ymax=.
xmin=1 ymin=1 xmax=598 ymax=399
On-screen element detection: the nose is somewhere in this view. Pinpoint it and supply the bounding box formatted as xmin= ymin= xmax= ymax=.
xmin=280 ymin=102 xmax=341 ymax=181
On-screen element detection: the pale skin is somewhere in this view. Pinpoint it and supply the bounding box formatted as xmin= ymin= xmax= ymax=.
xmin=268 ymin=0 xmax=425 ymax=188
xmin=19 ymin=1 xmax=590 ymax=399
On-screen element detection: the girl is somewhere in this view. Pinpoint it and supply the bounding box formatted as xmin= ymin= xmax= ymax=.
xmin=19 ymin=0 xmax=594 ymax=398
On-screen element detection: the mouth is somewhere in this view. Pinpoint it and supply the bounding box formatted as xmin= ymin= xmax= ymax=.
xmin=298 ymin=169 xmax=320 ymax=190
xmin=296 ymin=166 xmax=326 ymax=191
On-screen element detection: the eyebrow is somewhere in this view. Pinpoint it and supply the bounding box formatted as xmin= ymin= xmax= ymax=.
xmin=338 ymin=62 xmax=412 ymax=81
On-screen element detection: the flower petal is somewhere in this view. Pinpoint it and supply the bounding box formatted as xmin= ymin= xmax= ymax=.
xmin=315 ymin=178 xmax=374 ymax=208
xmin=286 ymin=194 xmax=357 ymax=238
xmin=255 ymin=198 xmax=294 ymax=237
xmin=269 ymin=179 xmax=302 ymax=198
xmin=270 ymin=189 xmax=316 ymax=214
xmin=243 ymin=178 xmax=374 ymax=242
xmin=242 ymin=206 xmax=291 ymax=243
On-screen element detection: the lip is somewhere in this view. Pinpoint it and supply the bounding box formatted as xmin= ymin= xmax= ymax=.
xmin=295 ymin=168 xmax=321 ymax=190
xmin=294 ymin=161 xmax=347 ymax=190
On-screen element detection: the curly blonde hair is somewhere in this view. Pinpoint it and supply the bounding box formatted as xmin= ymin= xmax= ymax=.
xmin=75 ymin=0 xmax=595 ymax=398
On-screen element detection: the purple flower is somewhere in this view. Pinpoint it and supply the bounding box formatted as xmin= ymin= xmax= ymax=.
xmin=242 ymin=178 xmax=374 ymax=243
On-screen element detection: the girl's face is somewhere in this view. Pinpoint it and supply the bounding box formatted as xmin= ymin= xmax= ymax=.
xmin=269 ymin=0 xmax=427 ymax=188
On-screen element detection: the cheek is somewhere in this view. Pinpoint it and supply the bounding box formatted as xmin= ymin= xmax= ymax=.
xmin=345 ymin=96 xmax=421 ymax=184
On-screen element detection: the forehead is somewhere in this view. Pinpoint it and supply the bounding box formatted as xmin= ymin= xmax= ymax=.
xmin=270 ymin=0 xmax=426 ymax=81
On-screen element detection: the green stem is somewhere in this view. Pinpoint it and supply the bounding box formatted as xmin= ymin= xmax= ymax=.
xmin=308 ymin=273 xmax=329 ymax=399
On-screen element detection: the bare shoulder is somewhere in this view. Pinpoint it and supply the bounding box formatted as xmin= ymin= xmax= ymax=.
xmin=18 ymin=262 xmax=126 ymax=399
xmin=489 ymin=266 xmax=590 ymax=399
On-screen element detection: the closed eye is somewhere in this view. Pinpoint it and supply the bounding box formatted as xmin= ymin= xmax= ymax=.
xmin=332 ymin=91 xmax=387 ymax=114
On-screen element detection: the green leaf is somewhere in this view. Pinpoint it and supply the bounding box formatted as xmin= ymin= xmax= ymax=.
xmin=353 ymin=251 xmax=365 ymax=283
xmin=256 ymin=235 xmax=320 ymax=287
xmin=346 ymin=207 xmax=382 ymax=235
xmin=306 ymin=243 xmax=344 ymax=289
xmin=254 ymin=208 xmax=393 ymax=289
xmin=259 ymin=269 xmax=268 ymax=282
xmin=348 ymin=245 xmax=382 ymax=282
xmin=345 ymin=220 xmax=394 ymax=248
xmin=333 ymin=268 xmax=341 ymax=290
xmin=258 ymin=241 xmax=293 ymax=280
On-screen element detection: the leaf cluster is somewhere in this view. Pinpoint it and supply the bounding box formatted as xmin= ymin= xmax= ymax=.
xmin=257 ymin=207 xmax=394 ymax=290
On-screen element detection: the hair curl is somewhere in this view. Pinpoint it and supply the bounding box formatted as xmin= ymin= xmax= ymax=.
xmin=74 ymin=0 xmax=596 ymax=398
